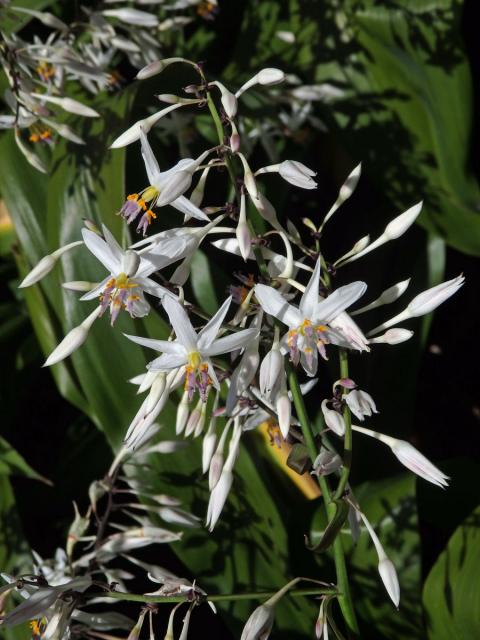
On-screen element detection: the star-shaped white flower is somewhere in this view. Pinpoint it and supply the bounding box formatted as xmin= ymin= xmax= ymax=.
xmin=119 ymin=129 xmax=211 ymax=234
xmin=125 ymin=296 xmax=258 ymax=401
xmin=81 ymin=224 xmax=180 ymax=324
xmin=254 ymin=259 xmax=368 ymax=375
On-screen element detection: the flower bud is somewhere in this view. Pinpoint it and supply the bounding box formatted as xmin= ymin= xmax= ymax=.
xmin=238 ymin=153 xmax=259 ymax=200
xmin=12 ymin=7 xmax=67 ymax=30
xmin=19 ymin=241 xmax=83 ymax=288
xmin=62 ymin=281 xmax=97 ymax=292
xmin=230 ymin=119 xmax=241 ymax=152
xmin=240 ymin=604 xmax=274 ymax=640
xmin=136 ymin=57 xmax=187 ymax=80
xmin=384 ymin=201 xmax=423 ymax=240
xmin=236 ymin=193 xmax=251 ymax=261
xmin=278 ymin=160 xmax=316 ymax=189
xmin=127 ymin=610 xmax=147 ymax=640
xmin=110 ymin=105 xmax=182 ymax=148
xmin=275 ymin=390 xmax=291 ymax=439
xmin=176 ymin=390 xmax=190 ymax=435
xmin=31 ymin=93 xmax=99 ymax=118
xmin=257 ymin=68 xmax=285 ymax=86
xmin=369 ymin=328 xmax=414 ymax=344
xmin=321 ymin=400 xmax=345 ymax=436
xmin=212 ymin=81 xmax=238 ymax=118
xmin=103 ymin=7 xmax=158 ymax=26
xmin=259 ymin=343 xmax=283 ymax=399
xmin=185 ymin=398 xmax=202 ymax=437
xmin=43 ymin=306 xmax=101 ymax=367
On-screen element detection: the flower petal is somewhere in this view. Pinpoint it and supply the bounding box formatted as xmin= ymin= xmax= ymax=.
xmin=170 ymin=195 xmax=210 ymax=221
xmin=82 ymin=229 xmax=119 ymax=274
xmin=254 ymin=284 xmax=301 ymax=327
xmin=299 ymin=257 xmax=321 ymax=318
xmin=162 ymin=296 xmax=198 ymax=351
xmin=197 ymin=297 xmax=232 ymax=350
xmin=204 ymin=328 xmax=258 ymax=357
xmin=140 ymin=127 xmax=161 ymax=184
xmin=148 ymin=353 xmax=187 ymax=371
xmin=101 ymin=225 xmax=123 ymax=263
xmin=124 ymin=334 xmax=185 ymax=355
xmin=314 ymin=281 xmax=367 ymax=323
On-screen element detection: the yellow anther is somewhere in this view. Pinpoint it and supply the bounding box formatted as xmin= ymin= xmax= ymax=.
xmin=127 ymin=193 xmax=139 ymax=201
xmin=137 ymin=199 xmax=147 ymax=211
xmin=29 ymin=133 xmax=40 ymax=143
xmin=316 ymin=324 xmax=328 ymax=332
xmin=146 ymin=209 xmax=156 ymax=222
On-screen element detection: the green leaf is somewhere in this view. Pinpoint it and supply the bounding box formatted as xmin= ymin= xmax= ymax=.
xmin=190 ymin=249 xmax=221 ymax=315
xmin=423 ymin=504 xmax=480 ymax=640
xmin=0 ymin=435 xmax=51 ymax=484
xmin=307 ymin=499 xmax=349 ymax=553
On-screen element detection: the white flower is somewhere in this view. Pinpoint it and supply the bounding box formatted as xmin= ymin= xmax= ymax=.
xmin=254 ymin=258 xmax=367 ymax=375
xmin=119 ymin=129 xmax=210 ymax=234
xmin=125 ymin=296 xmax=257 ymax=401
xmin=110 ymin=104 xmax=183 ymax=148
xmin=240 ymin=604 xmax=274 ymax=640
xmin=345 ymin=389 xmax=378 ymax=421
xmin=256 ymin=160 xmax=317 ymax=189
xmin=44 ymin=306 xmax=102 ymax=367
xmin=80 ymin=225 xmax=173 ymax=324
xmin=30 ymin=93 xmax=99 ymax=118
xmin=235 ymin=68 xmax=285 ymax=98
xmin=102 ymin=8 xmax=158 ymax=27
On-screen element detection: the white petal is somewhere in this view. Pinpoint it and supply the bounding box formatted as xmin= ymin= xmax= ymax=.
xmin=299 ymin=257 xmax=321 ymax=318
xmin=148 ymin=354 xmax=187 ymax=371
xmin=204 ymin=328 xmax=257 ymax=357
xmin=162 ymin=297 xmax=198 ymax=351
xmin=140 ymin=127 xmax=161 ymax=185
xmin=197 ymin=297 xmax=232 ymax=350
xmin=124 ymin=334 xmax=185 ymax=355
xmin=254 ymin=284 xmax=301 ymax=327
xmin=101 ymin=225 xmax=123 ymax=263
xmin=314 ymin=282 xmax=367 ymax=323
xmin=170 ymin=195 xmax=210 ymax=221
xmin=82 ymin=229 xmax=119 ymax=274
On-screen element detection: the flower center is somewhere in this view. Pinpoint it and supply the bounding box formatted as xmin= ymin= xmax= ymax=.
xmin=99 ymin=273 xmax=141 ymax=324
xmin=288 ymin=321 xmax=331 ymax=368
xmin=185 ymin=352 xmax=212 ymax=401
xmin=121 ymin=187 xmax=160 ymax=235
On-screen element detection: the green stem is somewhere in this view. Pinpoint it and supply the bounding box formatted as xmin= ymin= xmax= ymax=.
xmin=334 ymin=348 xmax=353 ymax=500
xmin=101 ymin=587 xmax=338 ymax=605
xmin=287 ymin=364 xmax=359 ymax=637
xmin=205 ymin=89 xmax=270 ymax=280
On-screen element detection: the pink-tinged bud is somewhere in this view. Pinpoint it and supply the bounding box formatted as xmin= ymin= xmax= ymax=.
xmin=19 ymin=241 xmax=83 ymax=288
xmin=370 ymin=328 xmax=414 ymax=344
xmin=352 ymin=425 xmax=449 ymax=487
xmin=335 ymin=378 xmax=356 ymax=390
xmin=315 ymin=598 xmax=327 ymax=639
xmin=312 ymin=448 xmax=342 ymax=476
xmin=345 ymin=389 xmax=378 ymax=421
xmin=240 ymin=604 xmax=275 ymax=640
xmin=276 ymin=391 xmax=291 ymax=439
xmin=321 ymin=400 xmax=345 ymax=436
xmin=43 ymin=306 xmax=101 ymax=366
xmin=212 ymin=81 xmax=238 ymax=118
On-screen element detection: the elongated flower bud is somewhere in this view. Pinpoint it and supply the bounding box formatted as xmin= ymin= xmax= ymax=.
xmin=275 ymin=389 xmax=291 ymax=439
xmin=352 ymin=425 xmax=449 ymax=487
xmin=212 ymin=81 xmax=238 ymax=118
xmin=236 ymin=68 xmax=285 ymax=99
xmin=321 ymin=400 xmax=345 ymax=436
xmin=110 ymin=105 xmax=183 ymax=148
xmin=43 ymin=306 xmax=102 ymax=367
xmin=359 ymin=510 xmax=400 ymax=607
xmin=321 ymin=163 xmax=362 ymax=229
xmin=369 ymin=328 xmax=414 ymax=344
xmin=240 ymin=578 xmax=300 ymax=640
xmin=236 ymin=192 xmax=251 ymax=262
xmin=341 ymin=202 xmax=423 ymax=265
xmin=12 ymin=7 xmax=67 ymax=30
xmin=351 ymin=279 xmax=410 ymax=316
xmin=103 ymin=8 xmax=158 ymax=26
xmin=176 ymin=390 xmax=190 ymax=435
xmin=259 ymin=338 xmax=283 ymax=399
xmin=136 ymin=57 xmax=194 ymax=80
xmin=238 ymin=153 xmax=259 ymax=200
xmin=368 ymin=275 xmax=464 ymax=335
xmin=30 ymin=93 xmax=99 ymax=118
xmin=19 ymin=241 xmax=83 ymax=288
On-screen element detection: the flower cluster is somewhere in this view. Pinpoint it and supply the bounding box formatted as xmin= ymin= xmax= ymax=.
xmin=10 ymin=55 xmax=465 ymax=639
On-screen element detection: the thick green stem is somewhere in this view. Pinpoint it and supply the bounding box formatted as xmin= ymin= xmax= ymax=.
xmin=101 ymin=587 xmax=338 ymax=605
xmin=334 ymin=348 xmax=353 ymax=500
xmin=287 ymin=364 xmax=359 ymax=637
